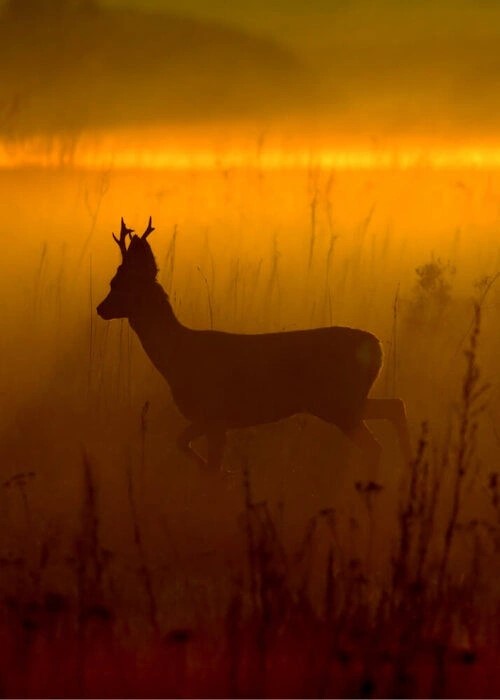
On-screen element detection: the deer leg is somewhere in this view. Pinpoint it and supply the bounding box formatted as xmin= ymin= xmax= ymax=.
xmin=206 ymin=426 xmax=227 ymax=471
xmin=312 ymin=408 xmax=382 ymax=473
xmin=344 ymin=421 xmax=383 ymax=474
xmin=363 ymin=398 xmax=411 ymax=464
xmin=176 ymin=423 xmax=207 ymax=468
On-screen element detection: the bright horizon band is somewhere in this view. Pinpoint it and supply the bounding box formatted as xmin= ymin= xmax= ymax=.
xmin=3 ymin=138 xmax=500 ymax=170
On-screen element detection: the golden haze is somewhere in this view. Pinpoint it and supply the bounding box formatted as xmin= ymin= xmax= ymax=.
xmin=0 ymin=126 xmax=499 ymax=696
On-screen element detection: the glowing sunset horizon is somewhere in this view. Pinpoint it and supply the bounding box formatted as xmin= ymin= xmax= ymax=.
xmin=4 ymin=132 xmax=500 ymax=171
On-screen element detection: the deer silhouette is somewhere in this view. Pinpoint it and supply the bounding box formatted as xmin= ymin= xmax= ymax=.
xmin=97 ymin=218 xmax=411 ymax=471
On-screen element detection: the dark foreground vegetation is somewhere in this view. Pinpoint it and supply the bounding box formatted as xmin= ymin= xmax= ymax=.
xmin=0 ymin=305 xmax=499 ymax=698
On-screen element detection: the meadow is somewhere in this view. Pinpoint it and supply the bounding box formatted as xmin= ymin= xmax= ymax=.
xmin=0 ymin=153 xmax=499 ymax=697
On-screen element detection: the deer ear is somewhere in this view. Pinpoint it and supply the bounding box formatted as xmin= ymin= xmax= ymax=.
xmin=142 ymin=216 xmax=155 ymax=239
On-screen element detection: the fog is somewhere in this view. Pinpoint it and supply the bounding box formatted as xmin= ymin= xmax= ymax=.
xmin=1 ymin=1 xmax=500 ymax=697
xmin=2 ymin=0 xmax=500 ymax=138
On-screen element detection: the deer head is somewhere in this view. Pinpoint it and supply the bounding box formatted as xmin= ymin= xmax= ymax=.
xmin=97 ymin=217 xmax=158 ymax=320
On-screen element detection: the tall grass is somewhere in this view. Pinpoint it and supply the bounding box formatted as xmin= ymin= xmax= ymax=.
xmin=0 ymin=162 xmax=499 ymax=696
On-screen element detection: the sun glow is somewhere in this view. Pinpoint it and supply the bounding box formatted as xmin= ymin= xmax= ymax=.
xmin=3 ymin=128 xmax=500 ymax=171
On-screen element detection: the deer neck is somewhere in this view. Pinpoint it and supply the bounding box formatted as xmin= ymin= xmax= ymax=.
xmin=128 ymin=282 xmax=184 ymax=378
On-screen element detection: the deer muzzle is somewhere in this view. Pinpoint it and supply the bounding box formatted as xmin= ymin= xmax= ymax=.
xmin=96 ymin=294 xmax=116 ymax=320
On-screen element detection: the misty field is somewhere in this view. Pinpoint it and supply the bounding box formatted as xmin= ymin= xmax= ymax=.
xmin=0 ymin=159 xmax=499 ymax=697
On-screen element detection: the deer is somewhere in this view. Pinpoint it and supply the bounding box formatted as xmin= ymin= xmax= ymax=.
xmin=97 ymin=218 xmax=411 ymax=472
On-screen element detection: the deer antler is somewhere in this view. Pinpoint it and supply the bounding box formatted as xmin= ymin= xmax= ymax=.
xmin=142 ymin=216 xmax=155 ymax=240
xmin=112 ymin=218 xmax=134 ymax=258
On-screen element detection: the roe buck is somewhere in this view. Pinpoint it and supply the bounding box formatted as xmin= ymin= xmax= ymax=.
xmin=97 ymin=218 xmax=411 ymax=471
